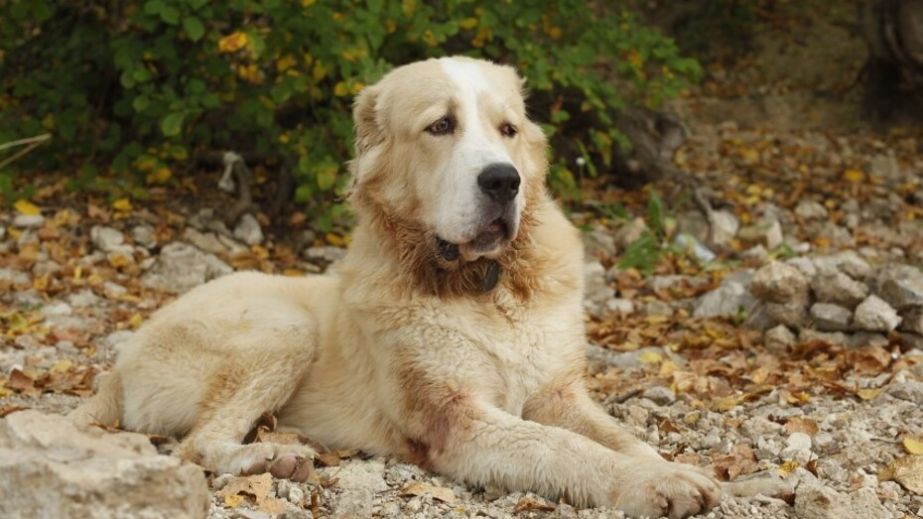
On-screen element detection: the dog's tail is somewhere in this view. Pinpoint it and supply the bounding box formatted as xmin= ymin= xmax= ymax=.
xmin=68 ymin=370 xmax=123 ymax=428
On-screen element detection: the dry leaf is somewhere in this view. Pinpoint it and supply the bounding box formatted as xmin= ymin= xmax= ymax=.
xmin=712 ymin=444 xmax=759 ymax=481
xmin=513 ymin=495 xmax=556 ymax=513
xmin=784 ymin=417 xmax=819 ymax=437
xmin=856 ymin=388 xmax=882 ymax=401
xmin=400 ymin=481 xmax=456 ymax=504
xmin=880 ymin=456 xmax=923 ymax=494
xmin=902 ymin=437 xmax=923 ymax=455
xmin=217 ymin=473 xmax=289 ymax=514
xmin=778 ymin=459 xmax=799 ymax=478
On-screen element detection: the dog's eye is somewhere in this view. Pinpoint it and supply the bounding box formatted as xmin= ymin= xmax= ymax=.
xmin=426 ymin=116 xmax=454 ymax=136
xmin=499 ymin=123 xmax=518 ymax=138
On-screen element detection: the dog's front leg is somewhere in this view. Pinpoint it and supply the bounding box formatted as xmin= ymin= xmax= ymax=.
xmin=521 ymin=377 xmax=722 ymax=516
xmin=410 ymin=390 xmax=718 ymax=517
xmin=523 ymin=377 xmax=662 ymax=458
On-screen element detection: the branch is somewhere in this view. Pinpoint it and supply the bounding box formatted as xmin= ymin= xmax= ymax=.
xmin=0 ymin=133 xmax=52 ymax=170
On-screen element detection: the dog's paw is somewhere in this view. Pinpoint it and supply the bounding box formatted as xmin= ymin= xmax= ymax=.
xmin=611 ymin=461 xmax=720 ymax=519
xmin=217 ymin=443 xmax=316 ymax=482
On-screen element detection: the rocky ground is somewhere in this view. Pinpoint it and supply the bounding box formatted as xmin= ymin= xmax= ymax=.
xmin=3 ymin=121 xmax=923 ymax=518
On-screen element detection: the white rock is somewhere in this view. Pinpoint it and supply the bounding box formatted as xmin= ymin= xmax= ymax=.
xmin=709 ymin=209 xmax=739 ymax=246
xmin=810 ymin=303 xmax=852 ymax=332
xmin=642 ymin=386 xmax=676 ymax=405
xmin=606 ymin=298 xmax=635 ymax=315
xmin=900 ymin=307 xmax=923 ymax=334
xmin=693 ymin=280 xmax=757 ymax=318
xmin=0 ymin=410 xmax=209 ymax=519
xmin=751 ymin=261 xmax=809 ymax=302
xmin=90 ymin=225 xmax=125 ymax=253
xmin=141 ymin=242 xmax=232 ymax=294
xmin=582 ymin=227 xmax=616 ymax=259
xmin=12 ymin=214 xmax=44 ymax=228
xmin=582 ymin=261 xmax=611 ymax=318
xmin=327 ymin=459 xmax=389 ymax=519
xmin=613 ymin=217 xmax=647 ymax=249
xmin=738 ymin=218 xmax=783 ymax=249
xmin=765 ymin=292 xmax=811 ymax=328
xmin=67 ymin=289 xmax=102 ymax=308
xmin=853 ymin=295 xmax=901 ymax=333
xmin=795 ymin=200 xmax=828 ymax=220
xmin=183 ymin=228 xmax=228 ymax=255
xmin=304 ymin=245 xmax=347 ymax=263
xmin=674 ymin=233 xmax=715 ymax=262
xmin=131 ymin=225 xmax=156 ymax=249
xmin=811 ymin=271 xmax=868 ymax=308
xmin=880 ymin=276 xmax=923 ymax=309
xmin=233 ymin=213 xmax=264 ymax=246
xmin=764 ymin=325 xmax=795 ymax=353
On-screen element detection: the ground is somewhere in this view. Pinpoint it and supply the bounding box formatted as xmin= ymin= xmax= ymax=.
xmin=3 ymin=15 xmax=923 ymax=518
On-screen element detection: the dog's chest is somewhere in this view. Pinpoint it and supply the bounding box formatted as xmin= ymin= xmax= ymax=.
xmin=474 ymin=304 xmax=583 ymax=415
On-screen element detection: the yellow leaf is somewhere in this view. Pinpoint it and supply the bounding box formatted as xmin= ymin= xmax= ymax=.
xmin=112 ymin=198 xmax=132 ymax=212
xmin=218 ymin=31 xmax=248 ymax=53
xmin=843 ymin=168 xmax=865 ymax=183
xmin=856 ymin=388 xmax=881 ymax=401
xmin=778 ymin=459 xmax=799 ymax=477
xmin=50 ymin=359 xmax=73 ymax=375
xmin=903 ymin=437 xmax=923 ymax=455
xmin=326 ymin=233 xmax=346 ymax=247
xmin=223 ymin=494 xmax=244 ymax=508
xmin=129 ymin=313 xmax=143 ymax=329
xmin=276 ymin=55 xmax=296 ymax=73
xmin=146 ymin=167 xmax=172 ymax=185
xmin=639 ymin=351 xmax=663 ymax=364
xmin=459 ymin=17 xmax=478 ymax=30
xmin=333 ymin=81 xmax=349 ymax=97
xmin=14 ymin=199 xmax=41 ymax=216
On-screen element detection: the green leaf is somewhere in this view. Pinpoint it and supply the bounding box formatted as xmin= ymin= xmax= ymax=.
xmin=132 ymin=95 xmax=150 ymax=113
xmin=143 ymin=0 xmax=165 ymax=15
xmin=160 ymin=5 xmax=180 ymax=25
xmin=182 ymin=16 xmax=205 ymax=41
xmin=160 ymin=112 xmax=185 ymax=137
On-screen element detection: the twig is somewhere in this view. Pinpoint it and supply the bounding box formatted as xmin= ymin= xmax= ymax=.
xmin=0 ymin=133 xmax=52 ymax=170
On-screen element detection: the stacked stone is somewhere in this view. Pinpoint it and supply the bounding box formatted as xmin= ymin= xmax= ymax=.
xmin=746 ymin=252 xmax=923 ymax=351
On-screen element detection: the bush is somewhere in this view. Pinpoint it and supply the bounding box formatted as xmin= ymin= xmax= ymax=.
xmin=0 ymin=0 xmax=700 ymax=228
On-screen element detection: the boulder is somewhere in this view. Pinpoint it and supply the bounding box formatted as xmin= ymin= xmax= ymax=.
xmin=751 ymin=261 xmax=809 ymax=302
xmin=233 ymin=213 xmax=264 ymax=246
xmin=811 ymin=271 xmax=868 ymax=308
xmin=810 ymin=303 xmax=852 ymax=332
xmin=0 ymin=410 xmax=209 ymax=519
xmin=141 ymin=242 xmax=232 ymax=294
xmin=852 ymin=295 xmax=901 ymax=333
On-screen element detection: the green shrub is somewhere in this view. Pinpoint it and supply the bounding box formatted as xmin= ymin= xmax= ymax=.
xmin=0 ymin=0 xmax=700 ymax=228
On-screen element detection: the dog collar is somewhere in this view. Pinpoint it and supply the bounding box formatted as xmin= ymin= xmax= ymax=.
xmin=482 ymin=261 xmax=501 ymax=292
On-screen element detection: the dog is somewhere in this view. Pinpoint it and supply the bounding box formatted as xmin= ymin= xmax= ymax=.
xmin=71 ymin=57 xmax=721 ymax=518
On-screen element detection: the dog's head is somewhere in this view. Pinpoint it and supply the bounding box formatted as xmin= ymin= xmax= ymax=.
xmin=349 ymin=57 xmax=547 ymax=265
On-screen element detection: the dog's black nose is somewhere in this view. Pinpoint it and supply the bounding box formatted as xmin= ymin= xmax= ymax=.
xmin=477 ymin=163 xmax=520 ymax=204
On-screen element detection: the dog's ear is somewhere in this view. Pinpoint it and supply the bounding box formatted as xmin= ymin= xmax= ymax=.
xmin=353 ymin=85 xmax=383 ymax=155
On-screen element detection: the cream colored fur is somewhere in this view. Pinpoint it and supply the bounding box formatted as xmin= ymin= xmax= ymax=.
xmin=71 ymin=57 xmax=723 ymax=518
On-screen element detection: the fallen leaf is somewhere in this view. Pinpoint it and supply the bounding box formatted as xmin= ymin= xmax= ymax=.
xmin=0 ymin=405 xmax=28 ymax=417
xmin=514 ymin=495 xmax=556 ymax=513
xmin=711 ymin=443 xmax=759 ymax=481
xmin=778 ymin=459 xmax=799 ymax=478
xmin=902 ymin=437 xmax=923 ymax=455
xmin=639 ymin=350 xmax=663 ymax=364
xmin=880 ymin=455 xmax=923 ymax=494
xmin=400 ymin=481 xmax=456 ymax=504
xmin=784 ymin=417 xmax=819 ymax=437
xmin=856 ymin=388 xmax=882 ymax=401
xmin=14 ymin=199 xmax=41 ymax=216
xmin=217 ymin=473 xmax=288 ymax=513
xmin=112 ymin=198 xmax=133 ymax=212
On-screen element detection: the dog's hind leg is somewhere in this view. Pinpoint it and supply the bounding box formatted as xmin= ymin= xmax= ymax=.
xmin=174 ymin=342 xmax=318 ymax=481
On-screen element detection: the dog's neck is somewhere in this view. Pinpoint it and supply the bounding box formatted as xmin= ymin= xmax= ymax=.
xmin=346 ymin=191 xmax=545 ymax=302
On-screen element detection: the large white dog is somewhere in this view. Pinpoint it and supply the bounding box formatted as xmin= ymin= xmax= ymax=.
xmin=72 ymin=57 xmax=722 ymax=518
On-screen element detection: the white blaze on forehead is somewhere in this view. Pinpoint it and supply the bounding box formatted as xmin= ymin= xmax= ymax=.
xmin=432 ymin=57 xmax=519 ymax=246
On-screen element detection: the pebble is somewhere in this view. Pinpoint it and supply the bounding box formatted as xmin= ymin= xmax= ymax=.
xmin=131 ymin=225 xmax=156 ymax=249
xmin=795 ymin=200 xmax=828 ymax=220
xmin=764 ymin=324 xmax=795 ymax=353
xmin=233 ymin=213 xmax=264 ymax=246
xmin=90 ymin=225 xmax=125 ymax=253
xmin=751 ymin=261 xmax=809 ymax=302
xmin=12 ymin=214 xmax=44 ymax=228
